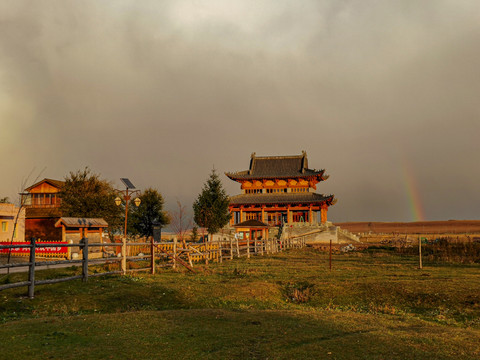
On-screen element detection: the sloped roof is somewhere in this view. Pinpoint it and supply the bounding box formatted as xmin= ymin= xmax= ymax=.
xmin=234 ymin=219 xmax=269 ymax=228
xmin=229 ymin=193 xmax=334 ymax=206
xmin=225 ymin=152 xmax=326 ymax=180
xmin=55 ymin=217 xmax=108 ymax=228
xmin=25 ymin=207 xmax=62 ymax=219
xmin=25 ymin=178 xmax=65 ymax=192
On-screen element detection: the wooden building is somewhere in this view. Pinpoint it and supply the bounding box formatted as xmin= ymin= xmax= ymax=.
xmin=22 ymin=178 xmax=64 ymax=241
xmin=55 ymin=217 xmax=108 ymax=259
xmin=234 ymin=219 xmax=269 ymax=241
xmin=226 ymin=152 xmax=335 ymax=227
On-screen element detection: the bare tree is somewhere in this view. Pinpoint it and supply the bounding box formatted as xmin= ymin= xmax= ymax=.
xmin=4 ymin=168 xmax=45 ymax=275
xmin=168 ymin=201 xmax=192 ymax=249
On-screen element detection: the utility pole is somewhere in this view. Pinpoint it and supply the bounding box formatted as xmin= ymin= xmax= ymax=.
xmin=418 ymin=237 xmax=423 ymax=269
xmin=329 ymin=239 xmax=332 ymax=271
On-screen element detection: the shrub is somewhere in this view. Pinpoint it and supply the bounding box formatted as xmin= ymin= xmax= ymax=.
xmin=283 ymin=281 xmax=316 ymax=303
xmin=397 ymin=238 xmax=480 ymax=264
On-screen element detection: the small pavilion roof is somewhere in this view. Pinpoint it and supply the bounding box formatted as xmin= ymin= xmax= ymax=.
xmin=234 ymin=219 xmax=269 ymax=228
xmin=55 ymin=217 xmax=108 ymax=228
xmin=225 ymin=152 xmax=327 ymax=180
xmin=229 ymin=193 xmax=335 ymax=206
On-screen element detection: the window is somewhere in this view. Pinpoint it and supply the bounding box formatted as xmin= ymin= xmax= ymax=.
xmin=1 ymin=221 xmax=7 ymax=232
xmin=246 ymin=213 xmax=260 ymax=220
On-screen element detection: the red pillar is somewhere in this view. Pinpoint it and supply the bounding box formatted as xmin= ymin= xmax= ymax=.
xmin=321 ymin=204 xmax=328 ymax=224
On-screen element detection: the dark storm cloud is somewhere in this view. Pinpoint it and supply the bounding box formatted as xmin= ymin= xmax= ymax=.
xmin=1 ymin=0 xmax=479 ymax=221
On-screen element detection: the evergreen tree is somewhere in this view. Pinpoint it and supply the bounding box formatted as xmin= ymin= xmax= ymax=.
xmin=189 ymin=226 xmax=199 ymax=242
xmin=193 ymin=169 xmax=231 ymax=237
xmin=130 ymin=188 xmax=169 ymax=237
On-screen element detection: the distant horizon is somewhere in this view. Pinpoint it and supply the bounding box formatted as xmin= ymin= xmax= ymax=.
xmin=3 ymin=170 xmax=480 ymax=225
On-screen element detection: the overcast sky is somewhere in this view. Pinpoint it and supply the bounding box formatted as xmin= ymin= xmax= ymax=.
xmin=1 ymin=0 xmax=479 ymax=222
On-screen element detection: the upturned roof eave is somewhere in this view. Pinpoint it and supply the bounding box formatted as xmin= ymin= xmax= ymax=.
xmin=225 ymin=170 xmax=326 ymax=181
xmin=229 ymin=194 xmax=335 ymax=206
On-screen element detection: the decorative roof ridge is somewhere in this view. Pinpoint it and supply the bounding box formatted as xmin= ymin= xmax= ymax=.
xmin=249 ymin=152 xmax=256 ymax=175
xmin=253 ymin=154 xmax=304 ymax=160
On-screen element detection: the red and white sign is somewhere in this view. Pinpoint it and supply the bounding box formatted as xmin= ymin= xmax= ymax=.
xmin=0 ymin=242 xmax=68 ymax=255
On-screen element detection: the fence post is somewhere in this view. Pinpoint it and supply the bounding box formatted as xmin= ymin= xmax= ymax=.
xmin=28 ymin=237 xmax=36 ymax=299
xmin=236 ymin=237 xmax=240 ymax=258
xmin=173 ymin=238 xmax=177 ymax=269
xmin=82 ymin=237 xmax=89 ymax=282
xmin=219 ymin=242 xmax=223 ymax=263
xmin=121 ymin=237 xmax=127 ymax=275
xmin=247 ymin=238 xmax=250 ymax=259
xmin=151 ymin=237 xmax=155 ymax=275
xmin=329 ymin=239 xmax=332 ymax=271
xmin=230 ymin=238 xmax=233 ymax=260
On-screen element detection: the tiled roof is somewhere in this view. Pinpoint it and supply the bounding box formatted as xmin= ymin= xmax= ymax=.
xmin=225 ymin=152 xmax=326 ymax=180
xmin=234 ymin=219 xmax=269 ymax=227
xmin=55 ymin=217 xmax=108 ymax=228
xmin=229 ymin=193 xmax=334 ymax=206
xmin=25 ymin=207 xmax=62 ymax=219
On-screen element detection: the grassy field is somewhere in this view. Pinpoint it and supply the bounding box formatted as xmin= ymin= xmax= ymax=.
xmin=1 ymin=248 xmax=479 ymax=359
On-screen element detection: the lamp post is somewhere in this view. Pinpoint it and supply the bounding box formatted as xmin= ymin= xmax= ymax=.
xmin=115 ymin=178 xmax=141 ymax=240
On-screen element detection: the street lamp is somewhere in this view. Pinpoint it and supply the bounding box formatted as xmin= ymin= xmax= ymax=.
xmin=116 ymin=178 xmax=141 ymax=239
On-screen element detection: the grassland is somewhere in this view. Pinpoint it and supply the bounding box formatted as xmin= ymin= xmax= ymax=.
xmin=1 ymin=248 xmax=479 ymax=359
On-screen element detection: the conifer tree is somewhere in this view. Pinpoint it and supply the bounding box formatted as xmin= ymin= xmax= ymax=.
xmin=193 ymin=169 xmax=231 ymax=238
xmin=130 ymin=188 xmax=169 ymax=237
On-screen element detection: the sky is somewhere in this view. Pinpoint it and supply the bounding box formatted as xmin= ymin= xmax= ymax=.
xmin=1 ymin=0 xmax=479 ymax=222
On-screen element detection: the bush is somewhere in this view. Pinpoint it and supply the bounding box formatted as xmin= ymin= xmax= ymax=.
xmin=397 ymin=238 xmax=480 ymax=264
xmin=283 ymin=281 xmax=316 ymax=303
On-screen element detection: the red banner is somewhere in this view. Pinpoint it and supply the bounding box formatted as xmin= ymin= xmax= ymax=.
xmin=0 ymin=242 xmax=68 ymax=255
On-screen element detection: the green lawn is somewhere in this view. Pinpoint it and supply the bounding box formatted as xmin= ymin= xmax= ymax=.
xmin=1 ymin=249 xmax=479 ymax=359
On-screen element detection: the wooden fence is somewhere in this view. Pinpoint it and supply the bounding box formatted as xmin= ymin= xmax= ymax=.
xmin=0 ymin=235 xmax=307 ymax=298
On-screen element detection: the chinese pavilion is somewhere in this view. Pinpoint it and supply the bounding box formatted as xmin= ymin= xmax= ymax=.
xmin=226 ymin=152 xmax=335 ymax=226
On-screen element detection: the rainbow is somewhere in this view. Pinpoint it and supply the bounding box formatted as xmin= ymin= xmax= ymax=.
xmin=402 ymin=159 xmax=425 ymax=221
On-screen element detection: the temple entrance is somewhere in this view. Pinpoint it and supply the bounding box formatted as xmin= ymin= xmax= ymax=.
xmin=234 ymin=220 xmax=269 ymax=242
xmin=293 ymin=211 xmax=307 ymax=223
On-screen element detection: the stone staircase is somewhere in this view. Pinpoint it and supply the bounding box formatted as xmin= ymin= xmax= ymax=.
xmin=280 ymin=222 xmax=359 ymax=244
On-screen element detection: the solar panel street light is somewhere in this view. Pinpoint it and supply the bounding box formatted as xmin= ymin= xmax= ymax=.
xmin=115 ymin=179 xmax=141 ymax=248
xmin=120 ymin=178 xmax=135 ymax=189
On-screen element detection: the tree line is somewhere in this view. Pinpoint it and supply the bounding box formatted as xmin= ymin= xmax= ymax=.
xmin=55 ymin=167 xmax=230 ymax=241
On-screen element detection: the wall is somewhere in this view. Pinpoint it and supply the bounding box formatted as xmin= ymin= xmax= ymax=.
xmin=25 ymin=218 xmax=62 ymax=240
xmin=0 ymin=204 xmax=25 ymax=242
